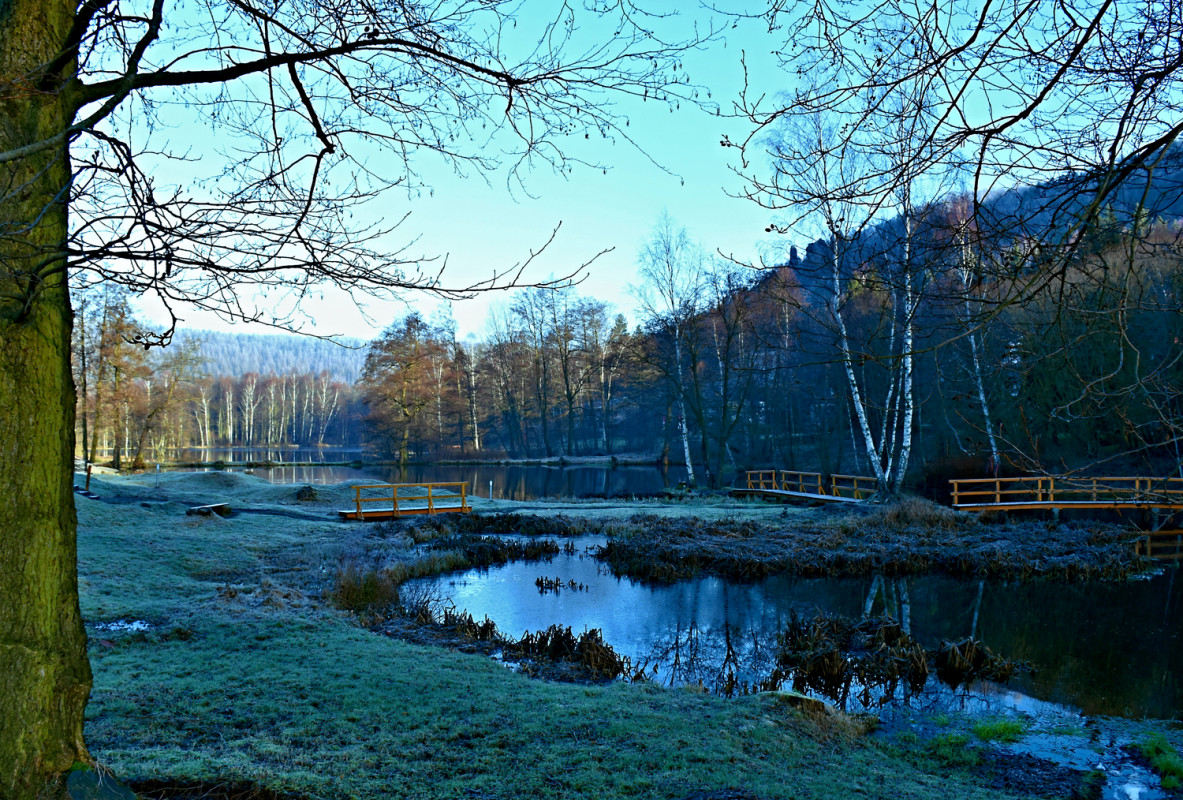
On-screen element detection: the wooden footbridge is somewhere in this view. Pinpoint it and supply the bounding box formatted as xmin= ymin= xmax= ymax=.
xmin=948 ymin=476 xmax=1183 ymax=512
xmin=948 ymin=475 xmax=1183 ymax=560
xmin=338 ymin=482 xmax=471 ymax=521
xmin=733 ymin=470 xmax=879 ymax=504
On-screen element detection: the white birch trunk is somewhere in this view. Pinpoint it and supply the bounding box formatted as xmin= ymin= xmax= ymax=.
xmin=674 ymin=333 xmax=696 ymax=487
xmin=831 ymin=253 xmax=888 ymax=487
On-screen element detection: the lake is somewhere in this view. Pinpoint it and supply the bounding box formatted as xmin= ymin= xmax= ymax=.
xmin=407 ymin=535 xmax=1183 ymax=720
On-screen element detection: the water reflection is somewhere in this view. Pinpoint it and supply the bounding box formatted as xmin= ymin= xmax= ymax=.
xmin=362 ymin=463 xmax=692 ymax=500
xmin=164 ymin=449 xmax=692 ymax=498
xmin=407 ymin=538 xmax=1183 ymax=719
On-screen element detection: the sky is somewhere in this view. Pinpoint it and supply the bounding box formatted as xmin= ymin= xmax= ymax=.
xmin=130 ymin=5 xmax=791 ymax=341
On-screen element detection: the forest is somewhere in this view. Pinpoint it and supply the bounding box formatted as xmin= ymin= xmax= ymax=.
xmin=72 ymin=289 xmax=366 ymax=468
xmin=73 ymin=197 xmax=1183 ymax=493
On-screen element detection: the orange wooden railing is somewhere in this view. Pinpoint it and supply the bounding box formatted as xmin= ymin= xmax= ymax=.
xmin=950 ymin=476 xmax=1183 ymax=510
xmin=829 ymin=473 xmax=878 ymax=500
xmin=347 ymin=482 xmax=471 ymax=519
xmin=743 ymin=470 xmax=877 ymax=500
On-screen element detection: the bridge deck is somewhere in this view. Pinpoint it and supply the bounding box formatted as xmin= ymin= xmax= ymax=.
xmin=731 ymin=487 xmax=865 ymax=504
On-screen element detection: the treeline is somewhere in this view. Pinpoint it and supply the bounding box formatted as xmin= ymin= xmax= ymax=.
xmin=72 ymin=204 xmax=1183 ymax=485
xmin=73 ymin=288 xmax=362 ymax=467
xmin=358 ymin=209 xmax=1183 ymax=490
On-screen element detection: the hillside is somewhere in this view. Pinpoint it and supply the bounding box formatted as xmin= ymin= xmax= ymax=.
xmin=176 ymin=330 xmax=368 ymax=383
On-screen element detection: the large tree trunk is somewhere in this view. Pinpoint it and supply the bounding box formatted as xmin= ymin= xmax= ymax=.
xmin=0 ymin=0 xmax=93 ymax=796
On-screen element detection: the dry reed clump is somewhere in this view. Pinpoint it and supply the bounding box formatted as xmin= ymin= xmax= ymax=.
xmin=330 ymin=551 xmax=470 ymax=613
xmin=331 ymin=532 xmax=563 ymax=617
xmin=426 ymin=533 xmax=560 ymax=565
xmin=403 ymin=601 xmax=643 ymax=683
xmin=934 ymin=638 xmax=1029 ymax=687
xmin=507 ymin=625 xmax=641 ymax=680
xmin=455 ymin=512 xmax=606 ymax=537
xmin=764 ymin=611 xmax=1030 ymax=708
xmin=391 ymin=512 xmax=609 ymax=545
xmin=535 ymin=575 xmax=587 ymax=594
xmin=765 ymin=613 xmax=930 ymax=707
xmin=865 ymin=497 xmax=967 ymax=531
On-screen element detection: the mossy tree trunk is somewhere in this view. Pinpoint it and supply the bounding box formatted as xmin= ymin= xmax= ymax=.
xmin=0 ymin=0 xmax=93 ymax=797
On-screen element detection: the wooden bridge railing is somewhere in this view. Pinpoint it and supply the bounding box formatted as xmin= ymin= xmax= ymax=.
xmin=341 ymin=482 xmax=471 ymax=520
xmin=829 ymin=473 xmax=878 ymax=500
xmin=745 ymin=469 xmax=825 ymax=495
xmin=950 ymin=476 xmax=1183 ymax=510
xmin=743 ymin=470 xmax=878 ymax=500
xmin=1135 ymin=530 xmax=1183 ymax=560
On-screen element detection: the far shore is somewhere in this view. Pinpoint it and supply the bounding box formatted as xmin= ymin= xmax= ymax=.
xmin=76 ymin=452 xmax=683 ymax=471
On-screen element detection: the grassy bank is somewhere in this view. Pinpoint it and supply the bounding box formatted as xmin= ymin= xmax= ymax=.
xmin=76 ymin=472 xmax=1142 ymax=798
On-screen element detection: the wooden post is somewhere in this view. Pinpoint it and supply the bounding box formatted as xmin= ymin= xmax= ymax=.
xmin=355 ymin=486 xmax=362 ymax=519
xmin=994 ymin=478 xmax=1000 ymax=506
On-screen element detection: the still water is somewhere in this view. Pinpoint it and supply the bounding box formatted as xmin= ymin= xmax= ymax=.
xmin=407 ymin=536 xmax=1183 ymax=720
xmin=166 ymin=449 xmax=691 ymax=499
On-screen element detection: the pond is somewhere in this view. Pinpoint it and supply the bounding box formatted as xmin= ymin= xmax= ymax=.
xmin=406 ymin=536 xmax=1183 ymax=720
xmin=162 ymin=449 xmax=692 ymax=499
xmin=356 ymin=463 xmax=692 ymax=500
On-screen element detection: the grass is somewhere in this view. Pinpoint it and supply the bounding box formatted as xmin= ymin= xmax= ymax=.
xmin=1139 ymin=733 xmax=1183 ymax=790
xmin=971 ymin=717 xmax=1029 ymax=743
xmin=923 ymin=733 xmax=983 ymax=768
xmin=73 ymin=472 xmax=1072 ymax=799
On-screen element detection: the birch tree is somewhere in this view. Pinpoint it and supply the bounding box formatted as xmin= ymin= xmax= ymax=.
xmin=633 ymin=214 xmax=705 ymax=487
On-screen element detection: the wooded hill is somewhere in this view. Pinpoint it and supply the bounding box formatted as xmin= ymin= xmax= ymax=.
xmin=174 ymin=330 xmax=366 ymax=384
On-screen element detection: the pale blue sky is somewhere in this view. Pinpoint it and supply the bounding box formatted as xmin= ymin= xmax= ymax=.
xmin=129 ymin=5 xmax=789 ymax=339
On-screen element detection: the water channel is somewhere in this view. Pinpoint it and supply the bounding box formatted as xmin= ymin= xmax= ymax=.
xmin=407 ymin=535 xmax=1183 ymax=721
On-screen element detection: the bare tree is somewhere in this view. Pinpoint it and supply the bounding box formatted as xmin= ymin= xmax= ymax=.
xmin=633 ymin=213 xmax=705 ymax=486
xmin=739 ymin=0 xmax=1183 ymax=266
xmin=0 ymin=1 xmax=713 ymax=794
xmin=731 ymin=2 xmax=1183 ymax=477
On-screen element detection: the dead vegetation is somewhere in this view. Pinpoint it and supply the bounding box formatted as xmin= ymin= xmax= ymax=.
xmin=764 ymin=612 xmax=1029 ymax=708
xmin=379 ymin=512 xmax=610 ymax=544
xmin=383 ymin=598 xmax=648 ymax=683
xmin=597 ymin=500 xmax=1144 ymax=582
